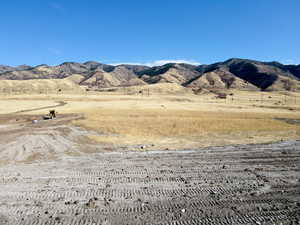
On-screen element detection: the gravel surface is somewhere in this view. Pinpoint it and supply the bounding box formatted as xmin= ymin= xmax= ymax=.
xmin=0 ymin=141 xmax=299 ymax=225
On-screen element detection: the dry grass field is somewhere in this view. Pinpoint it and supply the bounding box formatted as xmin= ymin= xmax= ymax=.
xmin=0 ymin=89 xmax=299 ymax=150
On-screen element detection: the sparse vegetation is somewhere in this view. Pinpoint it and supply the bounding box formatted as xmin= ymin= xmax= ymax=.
xmin=1 ymin=90 xmax=299 ymax=149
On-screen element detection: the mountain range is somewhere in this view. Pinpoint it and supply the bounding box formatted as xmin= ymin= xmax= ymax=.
xmin=1 ymin=58 xmax=300 ymax=92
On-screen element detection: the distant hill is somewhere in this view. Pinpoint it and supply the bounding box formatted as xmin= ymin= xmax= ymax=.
xmin=0 ymin=79 xmax=85 ymax=94
xmin=0 ymin=58 xmax=300 ymax=92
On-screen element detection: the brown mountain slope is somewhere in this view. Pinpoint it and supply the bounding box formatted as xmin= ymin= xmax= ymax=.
xmin=264 ymin=75 xmax=300 ymax=91
xmin=186 ymin=69 xmax=259 ymax=90
xmin=224 ymin=59 xmax=300 ymax=91
xmin=0 ymin=79 xmax=84 ymax=94
xmin=140 ymin=64 xmax=200 ymax=85
xmin=0 ymin=64 xmax=66 ymax=80
xmin=0 ymin=58 xmax=299 ymax=92
xmin=64 ymin=74 xmax=85 ymax=84
xmin=81 ymin=66 xmax=146 ymax=88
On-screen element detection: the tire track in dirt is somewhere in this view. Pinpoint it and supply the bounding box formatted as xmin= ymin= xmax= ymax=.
xmin=13 ymin=101 xmax=67 ymax=114
xmin=0 ymin=141 xmax=299 ymax=225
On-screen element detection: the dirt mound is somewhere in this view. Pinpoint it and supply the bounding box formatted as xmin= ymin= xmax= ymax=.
xmin=0 ymin=134 xmax=76 ymax=162
xmin=0 ymin=79 xmax=85 ymax=94
xmin=0 ymin=115 xmax=100 ymax=164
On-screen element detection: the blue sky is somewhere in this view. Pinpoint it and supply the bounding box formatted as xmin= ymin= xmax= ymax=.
xmin=0 ymin=0 xmax=299 ymax=66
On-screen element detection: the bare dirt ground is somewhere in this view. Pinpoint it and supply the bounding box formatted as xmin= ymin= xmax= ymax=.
xmin=0 ymin=113 xmax=109 ymax=165
xmin=0 ymin=141 xmax=299 ymax=225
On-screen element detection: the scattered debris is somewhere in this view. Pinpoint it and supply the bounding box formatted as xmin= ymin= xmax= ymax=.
xmin=216 ymin=93 xmax=227 ymax=99
xmin=85 ymin=198 xmax=97 ymax=208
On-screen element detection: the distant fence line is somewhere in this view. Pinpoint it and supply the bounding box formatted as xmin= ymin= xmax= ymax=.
xmin=0 ymin=87 xmax=298 ymax=105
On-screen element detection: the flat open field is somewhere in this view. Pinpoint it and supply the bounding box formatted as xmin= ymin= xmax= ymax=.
xmin=0 ymin=91 xmax=299 ymax=224
xmin=0 ymin=90 xmax=299 ymax=152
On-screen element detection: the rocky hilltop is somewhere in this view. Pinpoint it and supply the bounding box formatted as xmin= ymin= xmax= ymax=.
xmin=1 ymin=58 xmax=300 ymax=92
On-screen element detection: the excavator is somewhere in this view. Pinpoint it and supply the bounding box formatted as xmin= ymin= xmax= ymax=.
xmin=43 ymin=110 xmax=56 ymax=120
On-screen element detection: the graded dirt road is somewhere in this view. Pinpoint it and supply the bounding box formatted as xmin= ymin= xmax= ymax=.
xmin=0 ymin=141 xmax=299 ymax=225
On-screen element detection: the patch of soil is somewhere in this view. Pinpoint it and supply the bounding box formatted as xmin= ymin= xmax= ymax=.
xmin=0 ymin=141 xmax=299 ymax=224
xmin=275 ymin=118 xmax=300 ymax=125
xmin=0 ymin=113 xmax=100 ymax=165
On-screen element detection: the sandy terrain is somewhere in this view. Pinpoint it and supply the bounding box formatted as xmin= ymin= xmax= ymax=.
xmin=0 ymin=141 xmax=299 ymax=224
xmin=0 ymin=113 xmax=108 ymax=165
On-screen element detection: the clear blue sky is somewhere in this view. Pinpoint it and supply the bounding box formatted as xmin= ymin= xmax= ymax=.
xmin=0 ymin=0 xmax=299 ymax=66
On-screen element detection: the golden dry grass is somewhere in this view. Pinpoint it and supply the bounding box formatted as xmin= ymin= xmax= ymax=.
xmin=77 ymin=109 xmax=296 ymax=135
xmin=74 ymin=108 xmax=300 ymax=148
xmin=0 ymin=79 xmax=85 ymax=95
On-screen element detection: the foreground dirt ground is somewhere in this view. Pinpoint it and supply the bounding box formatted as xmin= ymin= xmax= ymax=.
xmin=0 ymin=141 xmax=299 ymax=225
